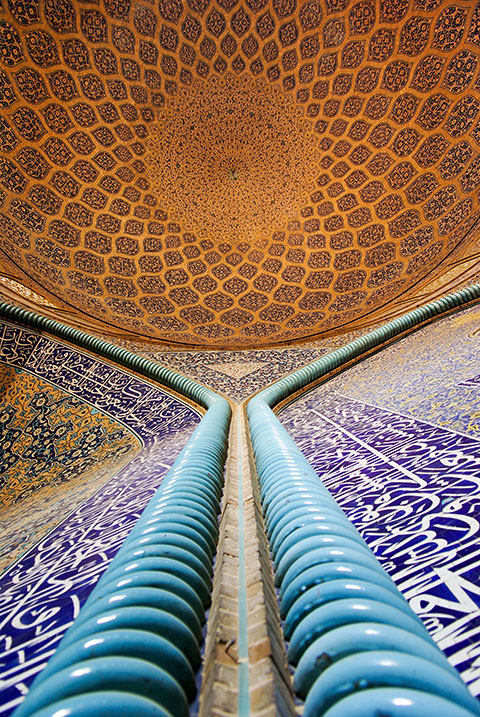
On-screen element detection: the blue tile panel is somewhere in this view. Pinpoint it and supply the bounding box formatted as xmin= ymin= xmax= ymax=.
xmin=309 ymin=304 xmax=480 ymax=440
xmin=109 ymin=326 xmax=370 ymax=402
xmin=0 ymin=321 xmax=201 ymax=715
xmin=280 ymin=304 xmax=480 ymax=695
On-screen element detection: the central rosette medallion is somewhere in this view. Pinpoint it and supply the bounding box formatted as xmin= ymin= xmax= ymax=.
xmin=146 ymin=73 xmax=320 ymax=243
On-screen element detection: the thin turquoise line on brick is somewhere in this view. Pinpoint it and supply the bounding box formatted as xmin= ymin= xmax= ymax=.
xmin=237 ymin=410 xmax=250 ymax=716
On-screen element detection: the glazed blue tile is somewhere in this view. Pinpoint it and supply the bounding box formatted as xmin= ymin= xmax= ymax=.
xmin=280 ymin=305 xmax=480 ymax=695
xmin=0 ymin=321 xmax=201 ymax=715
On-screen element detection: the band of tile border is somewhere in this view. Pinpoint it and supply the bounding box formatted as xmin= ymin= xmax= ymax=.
xmin=246 ymin=283 xmax=480 ymax=716
xmin=0 ymin=301 xmax=231 ymax=717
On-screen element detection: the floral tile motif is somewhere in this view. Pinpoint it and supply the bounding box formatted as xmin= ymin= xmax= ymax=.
xmin=111 ymin=326 xmax=371 ymax=402
xmin=322 ymin=304 xmax=480 ymax=439
xmin=0 ymin=364 xmax=139 ymax=508
xmin=209 ymin=360 xmax=267 ymax=379
xmin=0 ymin=322 xmax=200 ymax=714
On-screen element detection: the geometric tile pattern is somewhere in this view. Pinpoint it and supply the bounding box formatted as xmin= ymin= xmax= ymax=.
xmin=0 ymin=2 xmax=479 ymax=346
xmin=110 ymin=326 xmax=370 ymax=401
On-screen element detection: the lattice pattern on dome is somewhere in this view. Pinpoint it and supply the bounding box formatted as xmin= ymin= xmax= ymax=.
xmin=0 ymin=0 xmax=479 ymax=347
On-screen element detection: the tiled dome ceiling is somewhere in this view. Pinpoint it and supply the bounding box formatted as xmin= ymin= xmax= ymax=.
xmin=0 ymin=0 xmax=479 ymax=347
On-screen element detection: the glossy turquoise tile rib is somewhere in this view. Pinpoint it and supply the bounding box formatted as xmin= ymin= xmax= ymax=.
xmin=0 ymin=302 xmax=231 ymax=717
xmin=247 ymin=283 xmax=480 ymax=716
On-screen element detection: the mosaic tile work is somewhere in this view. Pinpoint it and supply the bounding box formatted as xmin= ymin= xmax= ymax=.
xmin=112 ymin=325 xmax=371 ymax=402
xmin=141 ymin=346 xmax=332 ymax=402
xmin=321 ymin=304 xmax=480 ymax=438
xmin=280 ymin=304 xmax=480 ymax=694
xmin=0 ymin=2 xmax=479 ymax=345
xmin=0 ymin=364 xmax=139 ymax=507
xmin=0 ymin=456 xmax=131 ymax=575
xmin=0 ymin=322 xmax=200 ymax=715
xmin=149 ymin=74 xmax=319 ymax=243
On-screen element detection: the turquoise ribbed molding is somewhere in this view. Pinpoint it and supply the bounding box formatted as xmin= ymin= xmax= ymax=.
xmin=0 ymin=302 xmax=231 ymax=717
xmin=0 ymin=301 xmax=216 ymax=409
xmin=247 ymin=284 xmax=480 ymax=716
xmin=258 ymin=283 xmax=480 ymax=409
